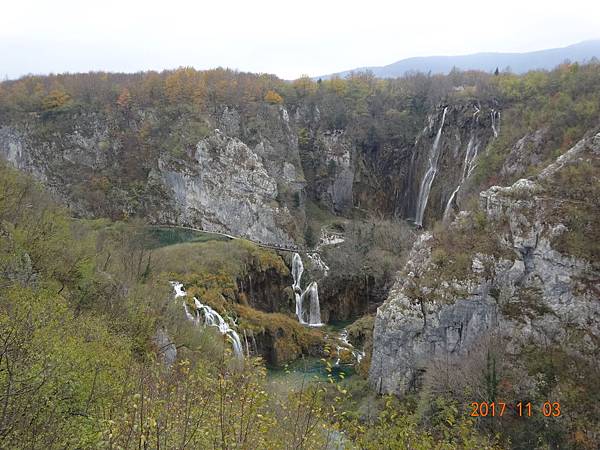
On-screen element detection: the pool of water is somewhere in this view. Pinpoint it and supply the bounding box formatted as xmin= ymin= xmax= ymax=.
xmin=267 ymin=356 xmax=355 ymax=390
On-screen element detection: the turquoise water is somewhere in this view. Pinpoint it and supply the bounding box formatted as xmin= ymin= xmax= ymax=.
xmin=268 ymin=356 xmax=355 ymax=387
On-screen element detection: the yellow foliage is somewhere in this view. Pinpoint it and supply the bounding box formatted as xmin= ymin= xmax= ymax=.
xmin=42 ymin=88 xmax=70 ymax=110
xmin=264 ymin=90 xmax=283 ymax=104
xmin=293 ymin=75 xmax=317 ymax=97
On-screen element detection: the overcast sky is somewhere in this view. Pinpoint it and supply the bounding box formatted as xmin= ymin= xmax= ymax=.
xmin=2 ymin=0 xmax=599 ymax=80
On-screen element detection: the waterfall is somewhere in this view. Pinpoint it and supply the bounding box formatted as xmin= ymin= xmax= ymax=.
xmin=334 ymin=329 xmax=365 ymax=366
xmin=292 ymin=252 xmax=304 ymax=290
xmin=294 ymin=292 xmax=305 ymax=324
xmin=443 ymin=134 xmax=479 ymax=221
xmin=306 ymin=282 xmax=322 ymax=326
xmin=414 ymin=107 xmax=448 ymax=227
xmin=491 ymin=109 xmax=500 ymax=138
xmin=291 ymin=253 xmax=323 ymax=326
xmin=307 ymin=252 xmax=329 ymax=276
xmin=292 ymin=253 xmax=306 ymax=323
xmin=170 ymin=282 xmax=243 ymax=358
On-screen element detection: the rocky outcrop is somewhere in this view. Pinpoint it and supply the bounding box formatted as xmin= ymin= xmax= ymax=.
xmin=301 ymin=129 xmax=355 ymax=213
xmin=153 ymin=327 xmax=177 ymax=368
xmin=237 ymin=267 xmax=294 ymax=313
xmin=369 ymin=131 xmax=600 ymax=395
xmin=154 ymin=130 xmax=295 ymax=244
xmin=500 ymin=128 xmax=548 ymax=179
xmin=319 ymin=274 xmax=388 ymax=323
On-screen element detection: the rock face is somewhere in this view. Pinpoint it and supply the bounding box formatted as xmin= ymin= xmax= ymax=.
xmin=401 ymin=103 xmax=497 ymax=225
xmin=0 ymin=101 xmax=503 ymax=243
xmin=237 ymin=267 xmax=294 ymax=314
xmin=0 ymin=107 xmax=305 ymax=244
xmin=302 ymin=129 xmax=355 ymax=213
xmin=319 ymin=274 xmax=389 ymax=323
xmin=369 ymin=131 xmax=600 ymax=395
xmin=500 ymin=128 xmax=548 ymax=179
xmin=155 ymin=130 xmax=295 ymax=244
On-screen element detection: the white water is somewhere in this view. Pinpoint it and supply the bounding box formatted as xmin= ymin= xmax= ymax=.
xmin=334 ymin=328 xmax=365 ymax=366
xmin=291 ymin=253 xmax=323 ymax=326
xmin=305 ymin=282 xmax=322 ymax=326
xmin=292 ymin=253 xmax=303 ymax=291
xmin=491 ymin=110 xmax=500 ymax=138
xmin=473 ymin=104 xmax=480 ymax=121
xmin=170 ymin=282 xmax=243 ymax=358
xmin=414 ymin=107 xmax=448 ymax=227
xmin=306 ymin=252 xmax=329 ymax=276
xmin=443 ymin=134 xmax=479 ymax=221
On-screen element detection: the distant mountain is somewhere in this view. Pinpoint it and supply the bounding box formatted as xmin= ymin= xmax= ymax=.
xmin=320 ymin=40 xmax=600 ymax=79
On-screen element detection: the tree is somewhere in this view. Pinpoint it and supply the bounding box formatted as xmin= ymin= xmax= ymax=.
xmin=42 ymin=88 xmax=70 ymax=110
xmin=116 ymin=87 xmax=132 ymax=108
xmin=304 ymin=225 xmax=318 ymax=248
xmin=264 ymin=90 xmax=283 ymax=104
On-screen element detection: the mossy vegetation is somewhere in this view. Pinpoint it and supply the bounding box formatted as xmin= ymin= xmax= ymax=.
xmin=347 ymin=315 xmax=375 ymax=378
xmin=151 ymin=238 xmax=326 ymax=366
xmin=541 ymin=155 xmax=600 ymax=264
xmin=146 ymin=226 xmax=229 ymax=248
xmin=428 ymin=211 xmax=512 ymax=283
xmin=471 ymin=63 xmax=600 ymax=191
xmin=501 ymin=286 xmax=554 ymax=322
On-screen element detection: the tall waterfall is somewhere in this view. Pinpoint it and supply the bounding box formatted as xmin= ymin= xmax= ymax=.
xmin=171 ymin=282 xmax=243 ymax=358
xmin=414 ymin=107 xmax=448 ymax=227
xmin=443 ymin=134 xmax=479 ymax=221
xmin=291 ymin=253 xmax=323 ymax=326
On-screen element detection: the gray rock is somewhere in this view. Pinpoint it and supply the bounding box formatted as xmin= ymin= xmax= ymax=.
xmin=157 ymin=131 xmax=295 ymax=244
xmin=370 ymin=132 xmax=600 ymax=395
xmin=154 ymin=327 xmax=177 ymax=368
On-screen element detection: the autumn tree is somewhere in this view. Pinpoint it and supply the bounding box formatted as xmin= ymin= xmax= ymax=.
xmin=293 ymin=75 xmax=317 ymax=98
xmin=264 ymin=90 xmax=283 ymax=104
xmin=42 ymin=88 xmax=71 ymax=110
xmin=116 ymin=87 xmax=132 ymax=108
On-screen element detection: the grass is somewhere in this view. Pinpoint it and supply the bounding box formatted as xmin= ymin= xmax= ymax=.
xmin=146 ymin=226 xmax=229 ymax=248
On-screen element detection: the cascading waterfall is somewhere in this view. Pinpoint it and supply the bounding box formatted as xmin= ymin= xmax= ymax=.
xmin=291 ymin=253 xmax=323 ymax=326
xmin=170 ymin=281 xmax=243 ymax=358
xmin=414 ymin=107 xmax=448 ymax=227
xmin=307 ymin=252 xmax=329 ymax=276
xmin=443 ymin=133 xmax=480 ymax=221
xmin=334 ymin=328 xmax=365 ymax=366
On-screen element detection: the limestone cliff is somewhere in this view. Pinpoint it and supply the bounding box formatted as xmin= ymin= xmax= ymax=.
xmin=0 ymin=106 xmax=305 ymax=244
xmin=0 ymin=101 xmax=503 ymax=244
xmin=369 ymin=130 xmax=600 ymax=395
